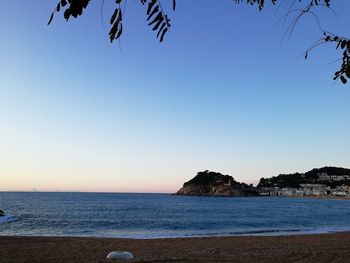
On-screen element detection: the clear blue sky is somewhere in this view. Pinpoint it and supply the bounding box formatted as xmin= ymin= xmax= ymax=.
xmin=1 ymin=1 xmax=349 ymax=192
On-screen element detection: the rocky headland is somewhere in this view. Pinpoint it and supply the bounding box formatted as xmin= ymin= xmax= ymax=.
xmin=175 ymin=170 xmax=259 ymax=197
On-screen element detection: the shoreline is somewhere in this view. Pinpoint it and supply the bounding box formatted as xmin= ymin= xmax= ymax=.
xmin=2 ymin=232 xmax=350 ymax=262
xmin=1 ymin=227 xmax=349 ymax=240
xmin=274 ymin=195 xmax=350 ymax=201
xmin=184 ymin=194 xmax=350 ymax=201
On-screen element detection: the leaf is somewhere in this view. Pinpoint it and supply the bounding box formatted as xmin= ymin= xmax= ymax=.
xmin=64 ymin=9 xmax=71 ymax=20
xmin=116 ymin=24 xmax=123 ymax=39
xmin=109 ymin=20 xmax=119 ymax=36
xmin=159 ymin=27 xmax=168 ymax=42
xmin=346 ymin=66 xmax=350 ymax=79
xmin=340 ymin=75 xmax=347 ymax=84
xmin=110 ymin=9 xmax=119 ymax=24
xmin=336 ymin=41 xmax=341 ymax=49
xmin=172 ymin=0 xmax=176 ymax=11
xmin=48 ymin=12 xmax=54 ymax=25
xmin=61 ymin=0 xmax=67 ymax=7
xmin=341 ymin=40 xmax=347 ymax=49
xmin=157 ymin=23 xmax=166 ymax=38
xmin=304 ymin=52 xmax=308 ymax=60
xmin=109 ymin=8 xmax=123 ymax=43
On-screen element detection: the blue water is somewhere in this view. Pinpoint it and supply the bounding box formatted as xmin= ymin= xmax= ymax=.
xmin=1 ymin=192 xmax=350 ymax=239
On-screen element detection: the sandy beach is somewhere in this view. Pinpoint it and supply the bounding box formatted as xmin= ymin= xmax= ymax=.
xmin=1 ymin=233 xmax=350 ymax=263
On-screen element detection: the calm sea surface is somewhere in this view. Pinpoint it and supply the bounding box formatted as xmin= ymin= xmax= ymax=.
xmin=1 ymin=192 xmax=350 ymax=238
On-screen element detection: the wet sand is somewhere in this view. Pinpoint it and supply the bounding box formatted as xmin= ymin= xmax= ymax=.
xmin=1 ymin=233 xmax=350 ymax=262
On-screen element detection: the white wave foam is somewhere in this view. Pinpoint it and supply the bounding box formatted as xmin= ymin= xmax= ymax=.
xmin=0 ymin=215 xmax=20 ymax=224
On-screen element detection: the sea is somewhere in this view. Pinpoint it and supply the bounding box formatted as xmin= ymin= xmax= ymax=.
xmin=1 ymin=192 xmax=350 ymax=239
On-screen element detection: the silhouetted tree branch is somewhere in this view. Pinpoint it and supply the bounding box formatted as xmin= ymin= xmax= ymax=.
xmin=47 ymin=0 xmax=349 ymax=84
xmin=48 ymin=0 xmax=174 ymax=43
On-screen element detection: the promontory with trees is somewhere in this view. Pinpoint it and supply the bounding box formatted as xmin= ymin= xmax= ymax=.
xmin=175 ymin=170 xmax=259 ymax=197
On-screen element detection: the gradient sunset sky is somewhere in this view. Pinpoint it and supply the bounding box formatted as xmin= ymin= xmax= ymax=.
xmin=1 ymin=1 xmax=350 ymax=192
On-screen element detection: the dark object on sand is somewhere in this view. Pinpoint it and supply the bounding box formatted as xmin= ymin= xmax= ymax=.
xmin=0 ymin=210 xmax=4 ymax=217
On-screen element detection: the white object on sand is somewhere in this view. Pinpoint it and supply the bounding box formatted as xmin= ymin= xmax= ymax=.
xmin=107 ymin=251 xmax=134 ymax=260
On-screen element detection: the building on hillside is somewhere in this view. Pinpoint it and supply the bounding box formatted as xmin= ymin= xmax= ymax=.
xmin=318 ymin=173 xmax=350 ymax=182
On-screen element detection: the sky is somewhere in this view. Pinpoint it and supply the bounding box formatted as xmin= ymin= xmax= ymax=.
xmin=1 ymin=1 xmax=350 ymax=193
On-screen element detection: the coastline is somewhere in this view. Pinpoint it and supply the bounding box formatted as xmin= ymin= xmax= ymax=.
xmin=2 ymin=232 xmax=350 ymax=262
xmin=275 ymin=195 xmax=350 ymax=201
xmin=174 ymin=194 xmax=350 ymax=200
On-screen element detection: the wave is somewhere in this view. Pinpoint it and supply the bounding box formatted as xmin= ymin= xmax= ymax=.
xmin=0 ymin=215 xmax=21 ymax=225
xmin=97 ymin=226 xmax=350 ymax=239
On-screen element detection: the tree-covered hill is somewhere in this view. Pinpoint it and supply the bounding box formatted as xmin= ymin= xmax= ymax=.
xmin=184 ymin=171 xmax=237 ymax=187
xmin=257 ymin=167 xmax=350 ymax=189
xmin=176 ymin=170 xmax=258 ymax=197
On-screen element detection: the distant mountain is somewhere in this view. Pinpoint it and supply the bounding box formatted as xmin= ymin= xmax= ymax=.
xmin=257 ymin=166 xmax=350 ymax=189
xmin=175 ymin=170 xmax=259 ymax=197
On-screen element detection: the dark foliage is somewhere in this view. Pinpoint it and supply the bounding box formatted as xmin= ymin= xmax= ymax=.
xmin=47 ymin=0 xmax=349 ymax=84
xmin=109 ymin=4 xmax=123 ymax=43
xmin=257 ymin=166 xmax=350 ymax=189
xmin=233 ymin=0 xmax=277 ymax=11
xmin=258 ymin=173 xmax=304 ymax=188
xmin=48 ymin=0 xmax=90 ymax=25
xmin=48 ymin=0 xmax=174 ymax=43
xmin=304 ymin=166 xmax=350 ymax=177
xmin=184 ymin=170 xmax=235 ymax=186
xmin=140 ymin=0 xmax=172 ymax=42
xmin=236 ymin=1 xmax=348 ymax=84
xmin=183 ymin=170 xmax=252 ymax=189
xmin=321 ymin=33 xmax=350 ymax=84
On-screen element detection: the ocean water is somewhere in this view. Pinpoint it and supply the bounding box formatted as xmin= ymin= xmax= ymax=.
xmin=1 ymin=192 xmax=350 ymax=239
